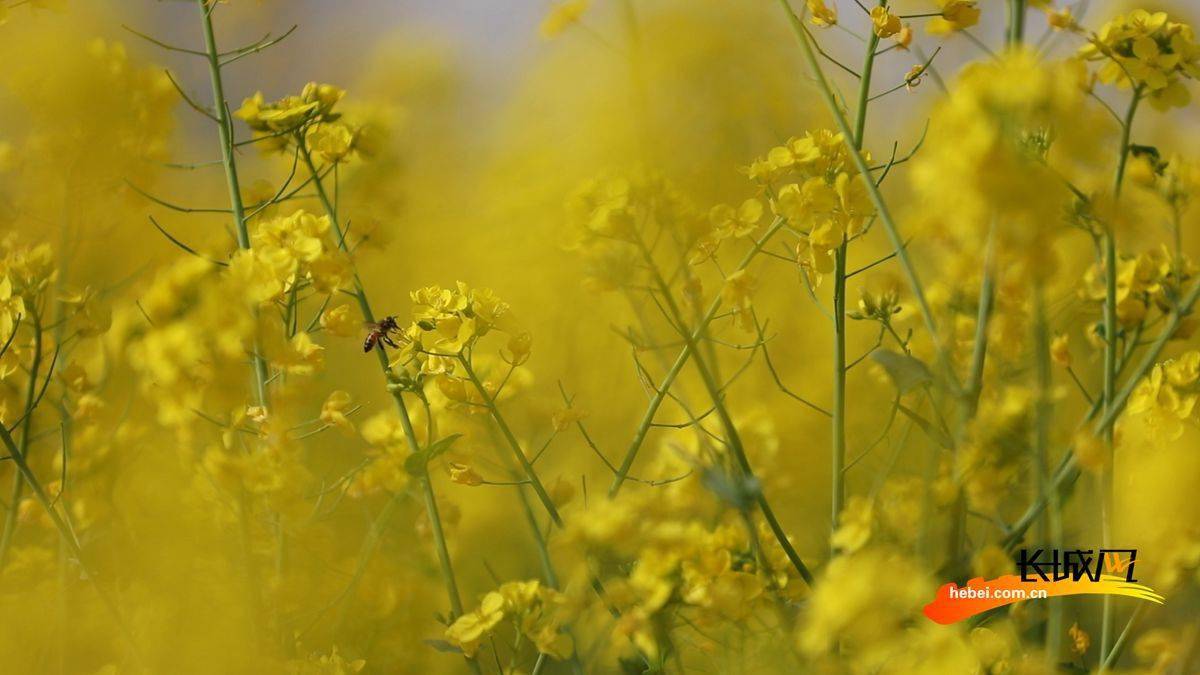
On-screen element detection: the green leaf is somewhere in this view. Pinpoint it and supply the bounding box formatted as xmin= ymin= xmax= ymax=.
xmin=403 ymin=452 xmax=427 ymax=478
xmin=404 ymin=434 xmax=463 ymax=477
xmin=896 ymin=403 xmax=954 ymax=450
xmin=425 ymin=433 xmax=462 ymax=462
xmin=700 ymin=467 xmax=760 ymax=511
xmin=870 ymin=349 xmax=933 ymax=394
xmin=423 ymin=639 xmax=463 ymax=654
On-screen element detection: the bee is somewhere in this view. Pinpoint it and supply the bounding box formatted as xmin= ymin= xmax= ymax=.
xmin=363 ymin=315 xmax=401 ymax=353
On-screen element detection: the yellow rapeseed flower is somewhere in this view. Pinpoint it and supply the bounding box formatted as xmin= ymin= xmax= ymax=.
xmin=807 ymin=0 xmax=838 ymax=28
xmin=928 ymin=0 xmax=981 ymax=35
xmin=539 ymin=0 xmax=589 ymax=39
xmin=870 ymin=6 xmax=902 ymax=38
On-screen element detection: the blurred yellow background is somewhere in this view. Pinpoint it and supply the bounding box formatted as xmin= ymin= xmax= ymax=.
xmin=0 ymin=0 xmax=1198 ymax=673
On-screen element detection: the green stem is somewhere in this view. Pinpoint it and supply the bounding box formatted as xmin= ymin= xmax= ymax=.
xmin=481 ymin=421 xmax=609 ymax=671
xmin=516 ymin=482 xmax=558 ymax=588
xmin=0 ymin=414 xmax=141 ymax=663
xmin=1008 ymin=0 xmax=1027 ymax=46
xmin=949 ymin=231 xmax=996 ymax=566
xmin=298 ymin=143 xmax=383 ymax=344
xmin=196 ymin=0 xmax=269 ymax=407
xmin=1034 ymin=285 xmax=1063 ymax=665
xmin=297 ymin=138 xmax=478 ymax=671
xmin=778 ymin=0 xmax=949 ymax=382
xmin=1101 ymin=87 xmax=1141 ymax=660
xmin=0 ymin=312 xmax=42 ymax=571
xmin=419 ymin=476 xmax=465 ymax=616
xmin=418 ymin=474 xmax=484 ymax=675
xmin=830 ymin=239 xmax=847 ymax=543
xmin=1004 ymin=272 xmax=1200 ymax=549
xmin=636 ymin=237 xmax=813 ymax=585
xmin=459 ymin=359 xmax=562 ymax=527
xmin=507 ymin=467 xmax=587 ymax=675
xmin=482 ymin=421 xmax=561 ymax=586
xmin=198 ymin=2 xmax=248 ymax=248
xmin=852 ymin=28 xmax=881 ymax=147
xmin=326 ymin=492 xmax=402 ymax=634
xmin=608 ymin=217 xmax=786 ymax=497
xmin=1097 ymin=604 xmax=1145 ymax=674
xmin=830 ymin=6 xmax=881 ymax=548
xmin=964 ymin=274 xmax=995 ymax=416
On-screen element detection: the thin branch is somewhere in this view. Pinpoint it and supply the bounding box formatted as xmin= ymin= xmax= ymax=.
xmin=164 ymin=69 xmax=219 ymax=123
xmin=219 ymin=25 xmax=299 ymax=66
xmin=244 ymin=145 xmax=302 ymax=220
xmin=121 ymin=24 xmax=206 ymax=56
xmin=961 ymin=29 xmax=998 ymax=58
xmin=127 ymin=181 xmax=231 ymax=214
xmin=159 ymin=158 xmax=224 ymax=170
xmin=803 ymin=25 xmax=861 ymax=79
xmin=778 ymin=0 xmax=954 ymax=388
xmin=847 ymin=245 xmax=904 ymax=278
xmin=5 ymin=343 xmax=61 ymax=434
xmin=879 ymin=121 xmax=934 ymax=167
xmin=231 ymin=119 xmax=312 ymax=148
xmin=845 ymin=325 xmax=885 ymax=371
xmin=148 ymin=216 xmax=229 ymax=266
xmin=754 ymin=310 xmax=832 ymax=416
xmin=866 ymin=48 xmax=942 ymax=103
xmin=844 ymin=394 xmax=900 ymax=472
xmin=0 ymin=315 xmax=22 ymax=358
xmin=1066 ymin=366 xmax=1096 ymax=406
xmin=556 ymin=384 xmax=690 ymax=486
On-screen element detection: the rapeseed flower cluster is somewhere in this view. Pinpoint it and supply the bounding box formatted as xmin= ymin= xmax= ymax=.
xmin=238 ymin=82 xmax=366 ymax=161
xmin=1080 ymin=9 xmax=1200 ymax=110
xmin=745 ymin=130 xmax=873 ymax=282
xmin=445 ymin=580 xmax=573 ymax=659
xmin=910 ymin=50 xmax=1102 ymax=271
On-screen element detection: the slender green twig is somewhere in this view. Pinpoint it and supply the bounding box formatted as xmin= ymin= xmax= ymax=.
xmin=1009 ymin=0 xmax=1028 ymax=45
xmin=777 ymin=0 xmax=954 ymax=391
xmin=193 ymin=4 xmax=280 ymax=637
xmin=196 ymin=0 xmax=269 ymax=407
xmin=220 ymin=25 xmax=299 ymax=66
xmin=148 ymin=216 xmax=228 ymax=266
xmin=1004 ymin=274 xmax=1200 ymax=549
xmin=754 ymin=311 xmax=832 ymax=417
xmin=865 ymin=47 xmax=942 ymax=102
xmin=1033 ymin=285 xmax=1063 ymax=665
xmin=634 ymin=235 xmax=813 ymax=585
xmin=122 ymin=23 xmax=207 ymax=56
xmin=1097 ymin=604 xmax=1146 ymax=674
xmin=164 ymin=69 xmax=219 ymax=123
xmin=459 ymin=358 xmax=562 ymax=527
xmin=1101 ymin=86 xmax=1142 ymax=660
xmin=608 ymin=218 xmax=787 ymax=496
xmin=0 ymin=313 xmax=42 ymax=570
xmin=828 ymin=1 xmax=881 ymax=549
xmin=948 ymin=228 xmax=996 ymax=563
xmin=0 ymin=407 xmax=142 ymax=662
xmin=483 ymin=425 xmax=587 ymax=675
xmin=294 ymin=136 xmax=479 ymax=672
